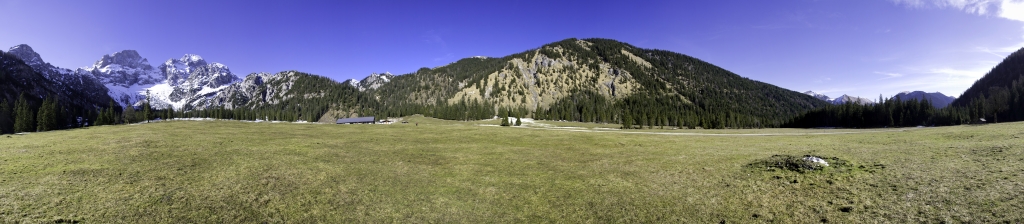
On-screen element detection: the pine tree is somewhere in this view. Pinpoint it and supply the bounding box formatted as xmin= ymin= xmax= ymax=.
xmin=500 ymin=110 xmax=510 ymax=126
xmin=13 ymin=94 xmax=35 ymax=133
xmin=515 ymin=117 xmax=522 ymax=126
xmin=144 ymin=90 xmax=152 ymax=123
xmin=96 ymin=108 xmax=107 ymax=126
xmin=103 ymin=100 xmax=117 ymax=125
xmin=123 ymin=105 xmax=136 ymax=124
xmin=621 ymin=111 xmax=633 ymax=129
xmin=36 ymin=96 xmax=53 ymax=131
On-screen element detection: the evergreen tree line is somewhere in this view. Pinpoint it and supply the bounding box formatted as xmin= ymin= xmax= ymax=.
xmin=539 ymin=38 xmax=828 ymax=127
xmin=785 ymin=82 xmax=1024 ymax=128
xmin=426 ymin=98 xmax=495 ymax=121
xmin=498 ymin=107 xmax=522 ymax=127
xmin=534 ymin=89 xmax=771 ymax=129
xmin=360 ymin=38 xmax=827 ymax=129
xmin=932 ymin=80 xmax=1024 ymax=125
xmin=1 ymin=50 xmax=113 ymax=134
xmin=0 ymin=93 xmax=103 ymax=133
xmin=783 ymin=96 xmax=936 ymax=128
xmin=941 ymin=47 xmax=1024 ymax=124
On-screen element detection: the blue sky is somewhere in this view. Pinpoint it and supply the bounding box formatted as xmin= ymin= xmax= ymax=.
xmin=2 ymin=0 xmax=1023 ymax=100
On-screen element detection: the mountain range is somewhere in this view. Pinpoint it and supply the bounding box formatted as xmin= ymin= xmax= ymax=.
xmin=802 ymin=91 xmax=875 ymax=105
xmin=892 ymin=91 xmax=956 ymax=108
xmin=803 ymin=90 xmax=956 ymax=108
xmin=8 ymin=38 xmax=1008 ymax=131
xmin=354 ymin=38 xmax=829 ymax=128
xmin=4 ymin=45 xmax=246 ymax=111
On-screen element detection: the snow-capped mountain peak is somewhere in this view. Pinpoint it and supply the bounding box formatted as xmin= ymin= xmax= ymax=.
xmin=90 ymin=50 xmax=152 ymax=71
xmin=161 ymin=54 xmax=213 ymax=86
xmin=344 ymin=79 xmax=360 ymax=88
xmin=805 ymin=91 xmax=874 ymax=105
xmin=147 ymin=54 xmax=240 ymax=109
xmin=832 ymin=94 xmax=875 ymax=105
xmin=182 ymin=54 xmax=205 ymax=65
xmin=803 ymin=91 xmax=832 ymax=102
xmin=72 ymin=49 xmax=165 ymax=107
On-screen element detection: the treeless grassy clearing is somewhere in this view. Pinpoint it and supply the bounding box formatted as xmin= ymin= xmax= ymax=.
xmin=1 ymin=119 xmax=1022 ymax=222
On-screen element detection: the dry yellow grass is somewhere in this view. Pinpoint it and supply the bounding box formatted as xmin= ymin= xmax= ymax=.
xmin=0 ymin=119 xmax=1022 ymax=222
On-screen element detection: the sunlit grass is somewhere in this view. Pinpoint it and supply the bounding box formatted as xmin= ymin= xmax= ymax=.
xmin=1 ymin=119 xmax=1022 ymax=222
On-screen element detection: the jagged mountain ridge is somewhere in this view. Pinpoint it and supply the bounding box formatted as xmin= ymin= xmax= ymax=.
xmin=832 ymin=95 xmax=875 ymax=105
xmin=75 ymin=50 xmax=164 ymax=106
xmin=89 ymin=53 xmax=241 ymax=110
xmin=4 ymin=45 xmax=113 ymax=110
xmin=8 ymin=38 xmax=831 ymax=127
xmin=342 ymin=72 xmax=394 ymax=91
xmin=81 ymin=50 xmax=164 ymax=88
xmin=803 ymin=91 xmax=875 ymax=105
xmin=5 ymin=44 xmax=247 ymax=111
xmin=195 ymin=70 xmax=368 ymax=122
xmin=803 ymin=91 xmax=832 ymax=102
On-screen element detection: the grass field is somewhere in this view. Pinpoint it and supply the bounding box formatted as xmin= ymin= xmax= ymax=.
xmin=1 ymin=117 xmax=1022 ymax=223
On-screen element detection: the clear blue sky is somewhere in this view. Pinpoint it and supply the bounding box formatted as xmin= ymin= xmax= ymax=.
xmin=3 ymin=0 xmax=1023 ymax=99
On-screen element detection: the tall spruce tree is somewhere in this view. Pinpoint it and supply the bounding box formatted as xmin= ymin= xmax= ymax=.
xmin=103 ymin=100 xmax=117 ymax=125
xmin=501 ymin=111 xmax=510 ymax=126
xmin=36 ymin=96 xmax=53 ymax=131
xmin=143 ymin=90 xmax=152 ymax=123
xmin=13 ymin=94 xmax=34 ymax=133
xmin=123 ymin=105 xmax=135 ymax=124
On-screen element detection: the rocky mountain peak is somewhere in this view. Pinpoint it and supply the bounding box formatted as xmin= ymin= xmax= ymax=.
xmin=93 ymin=50 xmax=152 ymax=70
xmin=833 ymin=94 xmax=875 ymax=105
xmin=803 ymin=91 xmax=832 ymax=102
xmin=80 ymin=50 xmax=163 ymax=90
xmin=344 ymin=79 xmax=359 ymax=88
xmin=179 ymin=54 xmax=208 ymax=67
xmin=806 ymin=91 xmax=875 ymax=105
xmin=356 ymin=72 xmax=394 ymax=91
xmin=160 ymin=54 xmax=215 ymax=86
xmin=7 ymin=44 xmax=45 ymax=68
xmin=163 ymin=56 xmax=240 ymax=103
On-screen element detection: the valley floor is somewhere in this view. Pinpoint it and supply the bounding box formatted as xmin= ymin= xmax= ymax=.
xmin=1 ymin=118 xmax=1022 ymax=222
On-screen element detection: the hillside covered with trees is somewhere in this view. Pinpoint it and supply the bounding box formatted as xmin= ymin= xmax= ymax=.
xmin=948 ymin=47 xmax=1024 ymax=123
xmin=358 ymin=38 xmax=828 ymax=128
xmin=785 ymin=47 xmax=1024 ymax=128
xmin=0 ymin=50 xmax=116 ymax=133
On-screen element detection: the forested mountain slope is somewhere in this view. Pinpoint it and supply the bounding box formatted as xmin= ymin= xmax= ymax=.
xmin=189 ymin=71 xmax=373 ymax=122
xmin=359 ymin=38 xmax=827 ymax=128
xmin=946 ymin=47 xmax=1024 ymax=123
xmin=0 ymin=50 xmax=116 ymax=133
xmin=785 ymin=47 xmax=1024 ymax=128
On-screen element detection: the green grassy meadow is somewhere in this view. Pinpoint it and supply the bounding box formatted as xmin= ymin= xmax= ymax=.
xmin=1 ymin=117 xmax=1022 ymax=223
